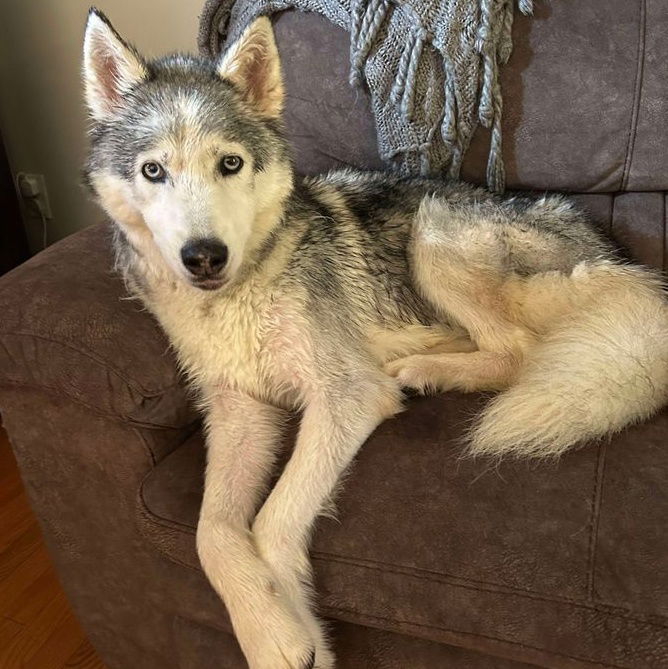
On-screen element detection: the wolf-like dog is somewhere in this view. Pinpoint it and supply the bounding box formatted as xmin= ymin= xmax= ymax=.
xmin=82 ymin=9 xmax=668 ymax=668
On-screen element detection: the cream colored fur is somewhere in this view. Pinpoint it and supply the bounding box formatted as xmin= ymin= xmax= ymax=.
xmin=387 ymin=198 xmax=668 ymax=458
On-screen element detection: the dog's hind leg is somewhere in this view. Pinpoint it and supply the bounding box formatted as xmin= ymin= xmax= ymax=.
xmin=391 ymin=197 xmax=537 ymax=392
xmin=196 ymin=387 xmax=317 ymax=669
xmin=410 ymin=197 xmax=535 ymax=356
xmin=385 ymin=349 xmax=516 ymax=393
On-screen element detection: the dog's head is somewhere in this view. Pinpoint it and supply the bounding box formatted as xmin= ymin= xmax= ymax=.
xmin=83 ymin=9 xmax=292 ymax=290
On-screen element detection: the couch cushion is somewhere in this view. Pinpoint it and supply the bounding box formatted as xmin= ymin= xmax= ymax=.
xmin=570 ymin=192 xmax=667 ymax=272
xmin=610 ymin=193 xmax=667 ymax=270
xmin=275 ymin=2 xmax=668 ymax=193
xmin=140 ymin=389 xmax=668 ymax=669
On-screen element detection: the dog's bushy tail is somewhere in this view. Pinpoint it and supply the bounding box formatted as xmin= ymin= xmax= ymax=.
xmin=469 ymin=266 xmax=668 ymax=458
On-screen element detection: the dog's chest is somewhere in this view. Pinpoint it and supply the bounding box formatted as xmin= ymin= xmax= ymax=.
xmin=150 ymin=286 xmax=313 ymax=404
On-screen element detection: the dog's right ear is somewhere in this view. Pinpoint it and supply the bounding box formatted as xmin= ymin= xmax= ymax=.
xmin=83 ymin=8 xmax=149 ymax=121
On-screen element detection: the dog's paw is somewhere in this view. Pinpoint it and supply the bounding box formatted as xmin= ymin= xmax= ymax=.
xmin=250 ymin=643 xmax=315 ymax=669
xmin=384 ymin=356 xmax=434 ymax=393
xmin=238 ymin=603 xmax=315 ymax=669
xmin=249 ymin=645 xmax=315 ymax=669
xmin=252 ymin=528 xmax=335 ymax=669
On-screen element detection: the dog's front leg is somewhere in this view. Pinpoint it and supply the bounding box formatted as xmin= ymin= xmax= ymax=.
xmin=197 ymin=387 xmax=316 ymax=669
xmin=252 ymin=375 xmax=402 ymax=669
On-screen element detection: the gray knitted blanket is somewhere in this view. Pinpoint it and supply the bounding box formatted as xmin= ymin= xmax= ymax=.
xmin=199 ymin=0 xmax=534 ymax=192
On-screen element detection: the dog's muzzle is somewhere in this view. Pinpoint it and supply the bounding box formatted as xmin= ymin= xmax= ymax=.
xmin=181 ymin=238 xmax=228 ymax=289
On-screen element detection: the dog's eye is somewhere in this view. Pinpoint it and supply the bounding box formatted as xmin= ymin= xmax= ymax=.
xmin=219 ymin=155 xmax=244 ymax=176
xmin=141 ymin=162 xmax=166 ymax=182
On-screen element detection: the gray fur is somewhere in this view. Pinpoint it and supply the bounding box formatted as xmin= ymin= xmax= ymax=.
xmin=84 ymin=53 xmax=288 ymax=190
xmin=246 ymin=172 xmax=616 ymax=338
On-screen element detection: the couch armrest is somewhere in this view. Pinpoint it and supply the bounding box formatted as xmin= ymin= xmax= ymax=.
xmin=0 ymin=223 xmax=196 ymax=432
xmin=0 ymin=225 xmax=202 ymax=665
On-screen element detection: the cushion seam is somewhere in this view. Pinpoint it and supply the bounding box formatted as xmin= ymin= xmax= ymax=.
xmin=663 ymin=193 xmax=667 ymax=271
xmin=327 ymin=605 xmax=632 ymax=669
xmin=620 ymin=0 xmax=647 ymax=191
xmin=586 ymin=441 xmax=607 ymax=600
xmin=312 ymin=552 xmax=668 ymax=629
xmin=134 ymin=426 xmax=159 ymax=468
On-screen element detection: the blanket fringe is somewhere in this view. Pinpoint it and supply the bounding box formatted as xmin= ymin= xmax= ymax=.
xmin=390 ymin=26 xmax=427 ymax=121
xmin=349 ymin=0 xmax=391 ymax=87
xmin=205 ymin=0 xmax=537 ymax=193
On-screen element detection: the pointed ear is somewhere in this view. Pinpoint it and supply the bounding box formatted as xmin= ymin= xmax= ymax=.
xmin=216 ymin=17 xmax=284 ymax=119
xmin=83 ymin=8 xmax=149 ymax=121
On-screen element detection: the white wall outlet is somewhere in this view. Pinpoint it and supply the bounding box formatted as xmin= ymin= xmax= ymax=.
xmin=16 ymin=173 xmax=53 ymax=219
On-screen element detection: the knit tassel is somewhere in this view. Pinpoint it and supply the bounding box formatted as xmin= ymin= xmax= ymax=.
xmin=477 ymin=0 xmax=500 ymax=128
xmin=448 ymin=143 xmax=464 ymax=180
xmin=390 ymin=29 xmax=416 ymax=105
xmin=349 ymin=0 xmax=390 ymax=87
xmin=498 ymin=0 xmax=514 ymax=64
xmin=348 ymin=0 xmax=365 ymax=86
xmin=391 ymin=26 xmax=427 ymax=120
xmin=401 ymin=28 xmax=427 ymax=120
xmin=486 ymin=81 xmax=505 ymax=192
xmin=475 ymin=0 xmax=493 ymax=53
xmin=441 ymin=72 xmax=457 ymax=144
xmin=420 ymin=148 xmax=431 ymax=176
xmin=518 ymin=0 xmax=534 ymax=16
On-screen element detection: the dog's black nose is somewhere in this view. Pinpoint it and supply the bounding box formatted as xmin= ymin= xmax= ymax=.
xmin=181 ymin=239 xmax=228 ymax=277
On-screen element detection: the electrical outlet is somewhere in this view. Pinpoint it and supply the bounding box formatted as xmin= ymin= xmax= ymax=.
xmin=16 ymin=173 xmax=53 ymax=219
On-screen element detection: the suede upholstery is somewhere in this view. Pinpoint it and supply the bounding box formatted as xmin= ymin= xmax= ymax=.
xmin=1 ymin=3 xmax=667 ymax=668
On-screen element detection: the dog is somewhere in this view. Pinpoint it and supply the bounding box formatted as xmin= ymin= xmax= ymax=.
xmin=82 ymin=9 xmax=668 ymax=668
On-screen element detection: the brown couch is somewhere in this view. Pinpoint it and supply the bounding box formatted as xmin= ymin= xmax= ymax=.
xmin=1 ymin=4 xmax=667 ymax=668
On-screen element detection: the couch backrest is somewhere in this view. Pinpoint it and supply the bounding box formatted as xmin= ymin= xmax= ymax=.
xmin=272 ymin=3 xmax=667 ymax=272
xmin=273 ymin=1 xmax=667 ymax=194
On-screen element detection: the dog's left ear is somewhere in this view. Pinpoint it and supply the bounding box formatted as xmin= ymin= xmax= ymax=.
xmin=83 ymin=8 xmax=149 ymax=121
xmin=216 ymin=17 xmax=284 ymax=119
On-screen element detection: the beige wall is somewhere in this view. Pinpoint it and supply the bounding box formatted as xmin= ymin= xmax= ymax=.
xmin=0 ymin=1 xmax=202 ymax=252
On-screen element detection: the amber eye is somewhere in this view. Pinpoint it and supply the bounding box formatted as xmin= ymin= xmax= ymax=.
xmin=219 ymin=155 xmax=244 ymax=176
xmin=141 ymin=162 xmax=166 ymax=182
